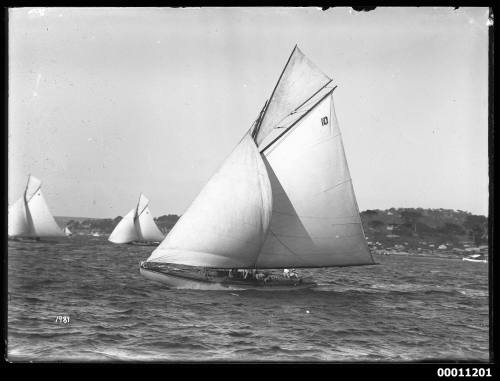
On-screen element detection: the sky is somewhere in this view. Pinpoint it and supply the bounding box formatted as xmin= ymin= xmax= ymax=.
xmin=8 ymin=7 xmax=490 ymax=218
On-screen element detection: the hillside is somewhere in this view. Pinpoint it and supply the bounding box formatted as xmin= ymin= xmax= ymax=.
xmin=56 ymin=208 xmax=488 ymax=256
xmin=360 ymin=208 xmax=488 ymax=255
xmin=55 ymin=214 xmax=180 ymax=236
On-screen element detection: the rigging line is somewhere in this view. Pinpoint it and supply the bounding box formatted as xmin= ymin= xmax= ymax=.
xmin=291 ymin=89 xmax=336 ymax=117
xmin=252 ymin=229 xmax=306 ymax=268
xmin=260 ymin=87 xmax=337 ymax=154
xmin=25 ymin=188 xmax=40 ymax=204
xmin=311 ymin=178 xmax=353 ymax=196
xmin=263 ymin=45 xmax=298 ymax=114
xmin=270 ymin=210 xmax=361 ymax=223
xmin=291 ymin=79 xmax=333 ymax=115
xmin=25 ymin=186 xmax=42 ymax=203
xmin=251 ymin=99 xmax=268 ymax=140
xmin=23 ymin=195 xmax=36 ymax=237
xmin=268 ymin=231 xmax=364 ymax=240
xmin=136 ymin=201 xmax=149 ymax=218
xmin=134 ymin=194 xmax=142 ymax=221
xmin=253 ymin=46 xmax=298 ymax=142
xmin=253 ymin=100 xmax=269 ymax=140
xmin=255 ymin=141 xmax=270 ymax=231
xmin=23 ymin=176 xmax=29 ymax=202
xmin=24 ymin=176 xmax=41 ymax=204
xmin=270 ymin=83 xmax=336 ymax=131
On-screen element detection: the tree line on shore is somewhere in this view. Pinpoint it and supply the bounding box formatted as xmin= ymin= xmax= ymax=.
xmin=61 ymin=208 xmax=488 ymax=250
xmin=361 ymin=208 xmax=488 ymax=250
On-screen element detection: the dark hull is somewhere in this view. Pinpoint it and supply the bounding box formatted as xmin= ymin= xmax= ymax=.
xmin=129 ymin=241 xmax=160 ymax=247
xmin=8 ymin=236 xmax=61 ymax=244
xmin=8 ymin=237 xmax=40 ymax=242
xmin=140 ymin=264 xmax=316 ymax=291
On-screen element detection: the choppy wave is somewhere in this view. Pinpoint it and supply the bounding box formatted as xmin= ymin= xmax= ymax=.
xmin=7 ymin=236 xmax=490 ymax=362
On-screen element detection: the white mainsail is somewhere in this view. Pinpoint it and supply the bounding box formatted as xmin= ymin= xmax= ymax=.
xmin=64 ymin=226 xmax=73 ymax=236
xmin=8 ymin=175 xmax=65 ymax=238
xmin=147 ymin=134 xmax=272 ymax=268
xmin=135 ymin=194 xmax=165 ymax=242
xmin=254 ymin=92 xmax=373 ymax=267
xmin=108 ymin=193 xmax=164 ymax=244
xmin=146 ymin=46 xmax=373 ymax=269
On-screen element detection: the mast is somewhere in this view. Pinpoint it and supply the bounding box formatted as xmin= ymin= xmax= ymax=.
xmin=135 ymin=194 xmax=164 ymax=242
xmin=22 ymin=174 xmax=34 ymax=236
xmin=134 ymin=193 xmax=142 ymax=220
xmin=250 ymin=100 xmax=268 ymax=140
xmin=23 ymin=174 xmax=30 ymax=201
xmin=251 ymin=45 xmax=298 ymax=143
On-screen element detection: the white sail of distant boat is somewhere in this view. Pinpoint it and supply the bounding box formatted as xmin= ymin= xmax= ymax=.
xmin=141 ymin=45 xmax=374 ymax=289
xmin=463 ymin=253 xmax=487 ymax=263
xmin=109 ymin=193 xmax=164 ymax=244
xmin=64 ymin=226 xmax=72 ymax=236
xmin=8 ymin=175 xmax=65 ymax=239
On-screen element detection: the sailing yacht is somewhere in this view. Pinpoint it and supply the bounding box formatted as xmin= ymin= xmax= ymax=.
xmin=109 ymin=193 xmax=164 ymax=245
xmin=462 ymin=254 xmax=488 ymax=263
xmin=140 ymin=45 xmax=375 ymax=290
xmin=8 ymin=175 xmax=65 ymax=241
xmin=64 ymin=226 xmax=73 ymax=236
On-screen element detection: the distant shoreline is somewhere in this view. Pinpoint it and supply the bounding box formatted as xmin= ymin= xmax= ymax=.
xmin=54 ymin=207 xmax=488 ymax=258
xmin=372 ymin=251 xmax=488 ymax=261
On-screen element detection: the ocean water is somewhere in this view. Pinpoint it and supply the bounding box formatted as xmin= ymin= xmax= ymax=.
xmin=8 ymin=236 xmax=490 ymax=362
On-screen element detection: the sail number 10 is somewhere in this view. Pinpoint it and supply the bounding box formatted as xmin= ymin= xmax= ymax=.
xmin=437 ymin=368 xmax=492 ymax=377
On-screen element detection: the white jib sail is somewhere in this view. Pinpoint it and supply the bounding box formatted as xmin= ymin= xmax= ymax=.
xmin=64 ymin=226 xmax=72 ymax=236
xmin=254 ymin=92 xmax=374 ymax=268
xmin=108 ymin=208 xmax=139 ymax=243
xmin=147 ymin=134 xmax=272 ymax=268
xmin=8 ymin=175 xmax=64 ymax=238
xmin=134 ymin=194 xmax=164 ymax=242
xmin=28 ymin=189 xmax=66 ymax=237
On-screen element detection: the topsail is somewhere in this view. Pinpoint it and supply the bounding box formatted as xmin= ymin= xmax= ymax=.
xmin=252 ymin=46 xmax=332 ymax=147
xmin=8 ymin=175 xmax=65 ymax=238
xmin=109 ymin=193 xmax=165 ymax=244
xmin=147 ymin=46 xmax=373 ymax=269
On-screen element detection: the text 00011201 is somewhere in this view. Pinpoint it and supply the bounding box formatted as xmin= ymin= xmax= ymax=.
xmin=437 ymin=368 xmax=492 ymax=377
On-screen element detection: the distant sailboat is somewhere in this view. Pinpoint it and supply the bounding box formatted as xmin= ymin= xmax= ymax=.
xmin=109 ymin=193 xmax=164 ymax=245
xmin=140 ymin=45 xmax=375 ymax=290
xmin=64 ymin=226 xmax=73 ymax=236
xmin=463 ymin=254 xmax=487 ymax=263
xmin=8 ymin=175 xmax=65 ymax=241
